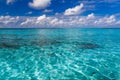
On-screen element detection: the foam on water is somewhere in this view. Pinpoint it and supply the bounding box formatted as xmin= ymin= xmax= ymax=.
xmin=0 ymin=29 xmax=120 ymax=80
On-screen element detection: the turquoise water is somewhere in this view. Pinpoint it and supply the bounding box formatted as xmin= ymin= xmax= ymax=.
xmin=0 ymin=28 xmax=120 ymax=80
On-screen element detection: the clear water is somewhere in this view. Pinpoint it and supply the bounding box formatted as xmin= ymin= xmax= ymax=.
xmin=0 ymin=28 xmax=120 ymax=80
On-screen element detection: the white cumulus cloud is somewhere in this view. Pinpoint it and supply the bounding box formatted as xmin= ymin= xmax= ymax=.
xmin=87 ymin=13 xmax=95 ymax=19
xmin=94 ymin=15 xmax=116 ymax=25
xmin=0 ymin=14 xmax=120 ymax=28
xmin=64 ymin=3 xmax=84 ymax=16
xmin=20 ymin=14 xmax=119 ymax=28
xmin=43 ymin=9 xmax=53 ymax=13
xmin=6 ymin=0 xmax=16 ymax=4
xmin=0 ymin=16 xmax=20 ymax=28
xmin=29 ymin=0 xmax=51 ymax=9
xmin=0 ymin=16 xmax=19 ymax=24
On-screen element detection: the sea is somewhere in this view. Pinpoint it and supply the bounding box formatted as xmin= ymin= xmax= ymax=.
xmin=0 ymin=28 xmax=120 ymax=80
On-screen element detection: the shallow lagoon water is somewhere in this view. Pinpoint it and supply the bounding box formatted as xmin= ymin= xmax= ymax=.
xmin=0 ymin=28 xmax=120 ymax=80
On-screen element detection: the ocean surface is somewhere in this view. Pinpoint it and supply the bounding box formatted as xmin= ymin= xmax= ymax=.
xmin=0 ymin=28 xmax=120 ymax=80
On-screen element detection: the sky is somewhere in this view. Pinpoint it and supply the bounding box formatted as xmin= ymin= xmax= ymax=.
xmin=0 ymin=0 xmax=120 ymax=28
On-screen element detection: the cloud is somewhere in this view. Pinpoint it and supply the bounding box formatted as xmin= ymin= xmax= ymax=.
xmin=25 ymin=11 xmax=33 ymax=14
xmin=6 ymin=0 xmax=16 ymax=4
xmin=87 ymin=13 xmax=95 ymax=19
xmin=0 ymin=14 xmax=120 ymax=28
xmin=37 ymin=15 xmax=46 ymax=21
xmin=20 ymin=18 xmax=33 ymax=26
xmin=64 ymin=3 xmax=84 ymax=16
xmin=0 ymin=16 xmax=19 ymax=24
xmin=20 ymin=14 xmax=120 ymax=28
xmin=43 ymin=9 xmax=53 ymax=13
xmin=0 ymin=16 xmax=20 ymax=28
xmin=29 ymin=0 xmax=51 ymax=9
xmin=94 ymin=15 xmax=116 ymax=25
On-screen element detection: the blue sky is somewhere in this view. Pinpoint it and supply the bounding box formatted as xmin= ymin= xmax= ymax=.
xmin=0 ymin=0 xmax=120 ymax=28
